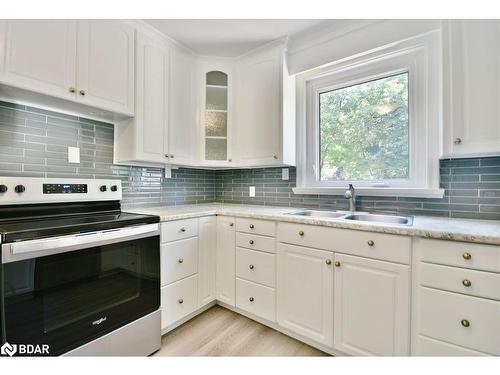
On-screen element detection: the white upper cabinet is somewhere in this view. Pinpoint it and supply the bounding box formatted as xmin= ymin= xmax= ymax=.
xmin=114 ymin=31 xmax=169 ymax=165
xmin=199 ymin=61 xmax=234 ymax=167
xmin=0 ymin=19 xmax=134 ymax=116
xmin=0 ymin=20 xmax=77 ymax=100
xmin=233 ymin=43 xmax=295 ymax=167
xmin=333 ymin=254 xmax=410 ymax=356
xmin=168 ymin=48 xmax=198 ymax=166
xmin=443 ymin=20 xmax=500 ymax=157
xmin=76 ymin=20 xmax=135 ymax=115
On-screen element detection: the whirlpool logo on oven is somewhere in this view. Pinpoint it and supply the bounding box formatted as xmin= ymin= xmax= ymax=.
xmin=1 ymin=342 xmax=50 ymax=356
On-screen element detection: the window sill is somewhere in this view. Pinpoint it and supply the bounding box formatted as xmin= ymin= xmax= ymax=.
xmin=292 ymin=186 xmax=445 ymax=198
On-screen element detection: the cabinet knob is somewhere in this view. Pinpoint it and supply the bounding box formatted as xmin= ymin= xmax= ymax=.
xmin=334 ymin=261 xmax=341 ymax=267
xmin=273 ymin=154 xmax=278 ymax=159
xmin=170 ymin=154 xmax=174 ymax=159
xmin=69 ymin=87 xmax=76 ymax=93
xmin=249 ymin=264 xmax=254 ymax=270
xmin=454 ymin=138 xmax=462 ymax=145
xmin=462 ymin=279 xmax=472 ymax=287
xmin=79 ymin=90 xmax=86 ymax=96
xmin=229 ymin=222 xmax=234 ymax=227
xmin=249 ymin=224 xmax=254 ymax=229
xmin=178 ymin=258 xmax=184 ymax=264
xmin=178 ymin=298 xmax=184 ymax=304
xmin=165 ymin=154 xmax=169 ymax=158
xmin=462 ymin=252 xmax=472 ymax=260
xmin=249 ymin=240 xmax=254 ymax=245
xmin=461 ymin=319 xmax=470 ymax=328
xmin=249 ymin=297 xmax=254 ymax=302
xmin=367 ymin=240 xmax=375 ymax=246
xmin=298 ymin=230 xmax=304 ymax=236
xmin=228 ymin=158 xmax=232 ymax=162
xmin=180 ymin=227 xmax=186 ymax=232
xmin=325 ymin=259 xmax=332 ymax=265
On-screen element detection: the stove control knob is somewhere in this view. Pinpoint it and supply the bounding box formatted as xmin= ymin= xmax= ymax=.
xmin=100 ymin=185 xmax=107 ymax=192
xmin=15 ymin=185 xmax=25 ymax=193
xmin=110 ymin=185 xmax=118 ymax=192
xmin=0 ymin=184 xmax=7 ymax=193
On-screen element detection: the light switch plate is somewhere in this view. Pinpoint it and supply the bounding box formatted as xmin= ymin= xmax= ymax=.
xmin=282 ymin=168 xmax=289 ymax=181
xmin=164 ymin=166 xmax=172 ymax=179
xmin=249 ymin=186 xmax=255 ymax=197
xmin=68 ymin=147 xmax=80 ymax=163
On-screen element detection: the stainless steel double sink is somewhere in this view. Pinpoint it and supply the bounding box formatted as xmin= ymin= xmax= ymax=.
xmin=287 ymin=209 xmax=413 ymax=226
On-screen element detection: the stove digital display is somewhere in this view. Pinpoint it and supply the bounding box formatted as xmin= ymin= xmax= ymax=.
xmin=43 ymin=184 xmax=88 ymax=194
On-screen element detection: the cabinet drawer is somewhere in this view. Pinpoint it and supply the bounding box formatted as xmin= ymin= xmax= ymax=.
xmin=277 ymin=222 xmax=410 ymax=264
xmin=161 ymin=274 xmax=198 ymax=328
xmin=236 ymin=232 xmax=276 ymax=254
xmin=420 ymin=262 xmax=500 ymax=300
xmin=416 ymin=335 xmax=487 ymax=356
xmin=236 ymin=218 xmax=276 ymax=237
xmin=236 ymin=278 xmax=276 ymax=322
xmin=418 ymin=238 xmax=500 ymax=273
xmin=161 ymin=218 xmax=199 ymax=242
xmin=161 ymin=237 xmax=198 ymax=286
xmin=419 ymin=287 xmax=500 ymax=355
xmin=236 ymin=247 xmax=276 ymax=288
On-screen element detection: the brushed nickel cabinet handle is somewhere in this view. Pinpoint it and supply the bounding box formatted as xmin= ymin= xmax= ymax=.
xmin=164 ymin=154 xmax=169 ymax=158
xmin=178 ymin=298 xmax=184 ymax=304
xmin=229 ymin=222 xmax=234 ymax=227
xmin=273 ymin=154 xmax=278 ymax=159
xmin=461 ymin=319 xmax=470 ymax=327
xmin=367 ymin=240 xmax=375 ymax=246
xmin=180 ymin=227 xmax=186 ymax=232
xmin=79 ymin=90 xmax=86 ymax=96
xmin=298 ymin=230 xmax=304 ymax=236
xmin=69 ymin=87 xmax=76 ymax=93
xmin=249 ymin=224 xmax=254 ymax=229
xmin=249 ymin=297 xmax=254 ymax=302
xmin=325 ymin=259 xmax=332 ymax=265
xmin=334 ymin=261 xmax=341 ymax=267
xmin=178 ymin=258 xmax=184 ymax=264
xmin=170 ymin=154 xmax=174 ymax=159
xmin=462 ymin=279 xmax=472 ymax=287
xmin=249 ymin=240 xmax=254 ymax=245
xmin=463 ymin=252 xmax=472 ymax=260
xmin=454 ymin=138 xmax=462 ymax=144
xmin=249 ymin=264 xmax=254 ymax=270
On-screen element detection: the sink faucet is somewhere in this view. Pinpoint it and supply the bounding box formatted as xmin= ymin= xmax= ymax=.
xmin=344 ymin=184 xmax=356 ymax=212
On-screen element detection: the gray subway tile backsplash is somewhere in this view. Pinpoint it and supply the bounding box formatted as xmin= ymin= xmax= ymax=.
xmin=0 ymin=100 xmax=499 ymax=219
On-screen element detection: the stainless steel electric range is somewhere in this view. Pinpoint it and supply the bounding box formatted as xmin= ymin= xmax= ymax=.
xmin=0 ymin=177 xmax=161 ymax=356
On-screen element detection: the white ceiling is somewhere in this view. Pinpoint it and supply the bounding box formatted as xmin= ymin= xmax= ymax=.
xmin=143 ymin=19 xmax=329 ymax=57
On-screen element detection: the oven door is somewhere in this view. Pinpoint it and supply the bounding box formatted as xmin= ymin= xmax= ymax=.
xmin=1 ymin=224 xmax=160 ymax=356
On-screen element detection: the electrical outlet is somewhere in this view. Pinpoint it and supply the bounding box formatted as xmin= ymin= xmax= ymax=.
xmin=282 ymin=168 xmax=289 ymax=180
xmin=249 ymin=186 xmax=255 ymax=197
xmin=68 ymin=147 xmax=80 ymax=163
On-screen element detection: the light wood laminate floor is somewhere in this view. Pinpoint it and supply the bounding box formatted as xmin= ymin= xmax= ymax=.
xmin=154 ymin=305 xmax=328 ymax=356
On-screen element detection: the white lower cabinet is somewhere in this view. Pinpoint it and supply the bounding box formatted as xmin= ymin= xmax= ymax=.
xmin=276 ymin=243 xmax=334 ymax=347
xmin=161 ymin=274 xmax=198 ymax=328
xmin=198 ymin=216 xmax=217 ymax=307
xmin=236 ymin=278 xmax=276 ymax=322
xmin=333 ymin=253 xmax=410 ymax=356
xmin=216 ymin=216 xmax=236 ymax=306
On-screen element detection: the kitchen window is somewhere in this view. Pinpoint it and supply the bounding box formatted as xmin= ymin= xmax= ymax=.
xmin=294 ymin=31 xmax=444 ymax=198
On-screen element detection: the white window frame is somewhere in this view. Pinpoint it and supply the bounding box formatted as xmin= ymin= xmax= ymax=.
xmin=294 ymin=31 xmax=444 ymax=198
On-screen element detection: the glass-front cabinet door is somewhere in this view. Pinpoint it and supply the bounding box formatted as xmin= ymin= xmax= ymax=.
xmin=201 ymin=67 xmax=232 ymax=166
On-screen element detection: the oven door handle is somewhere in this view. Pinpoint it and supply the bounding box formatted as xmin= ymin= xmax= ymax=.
xmin=2 ymin=223 xmax=159 ymax=263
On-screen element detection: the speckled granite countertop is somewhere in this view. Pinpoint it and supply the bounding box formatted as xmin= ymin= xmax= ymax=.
xmin=125 ymin=203 xmax=500 ymax=245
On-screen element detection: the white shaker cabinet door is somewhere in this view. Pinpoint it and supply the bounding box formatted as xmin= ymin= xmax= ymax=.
xmin=76 ymin=20 xmax=135 ymax=115
xmin=277 ymin=243 xmax=334 ymax=347
xmin=333 ymin=253 xmax=410 ymax=356
xmin=444 ymin=20 xmax=500 ymax=157
xmin=0 ymin=20 xmax=77 ymax=100
xmin=216 ymin=216 xmax=236 ymax=306
xmin=198 ymin=216 xmax=217 ymax=307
